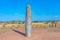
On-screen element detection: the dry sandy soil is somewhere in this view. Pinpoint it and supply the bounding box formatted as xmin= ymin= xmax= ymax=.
xmin=0 ymin=28 xmax=60 ymax=40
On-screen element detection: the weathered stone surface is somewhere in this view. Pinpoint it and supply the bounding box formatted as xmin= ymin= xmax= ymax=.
xmin=25 ymin=5 xmax=32 ymax=37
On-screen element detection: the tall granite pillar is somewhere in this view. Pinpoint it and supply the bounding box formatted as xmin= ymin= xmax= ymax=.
xmin=25 ymin=5 xmax=32 ymax=37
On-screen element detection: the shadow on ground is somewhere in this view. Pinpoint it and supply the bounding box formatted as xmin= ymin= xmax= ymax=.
xmin=12 ymin=29 xmax=26 ymax=37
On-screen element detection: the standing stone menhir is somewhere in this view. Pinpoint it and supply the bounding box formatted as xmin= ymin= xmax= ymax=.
xmin=25 ymin=5 xmax=32 ymax=37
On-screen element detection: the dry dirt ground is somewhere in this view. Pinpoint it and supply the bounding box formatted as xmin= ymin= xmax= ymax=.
xmin=0 ymin=28 xmax=60 ymax=40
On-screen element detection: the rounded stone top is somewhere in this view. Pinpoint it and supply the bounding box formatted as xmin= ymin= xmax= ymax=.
xmin=27 ymin=5 xmax=31 ymax=8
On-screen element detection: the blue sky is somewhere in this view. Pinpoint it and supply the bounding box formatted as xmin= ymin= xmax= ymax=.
xmin=0 ymin=0 xmax=60 ymax=21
